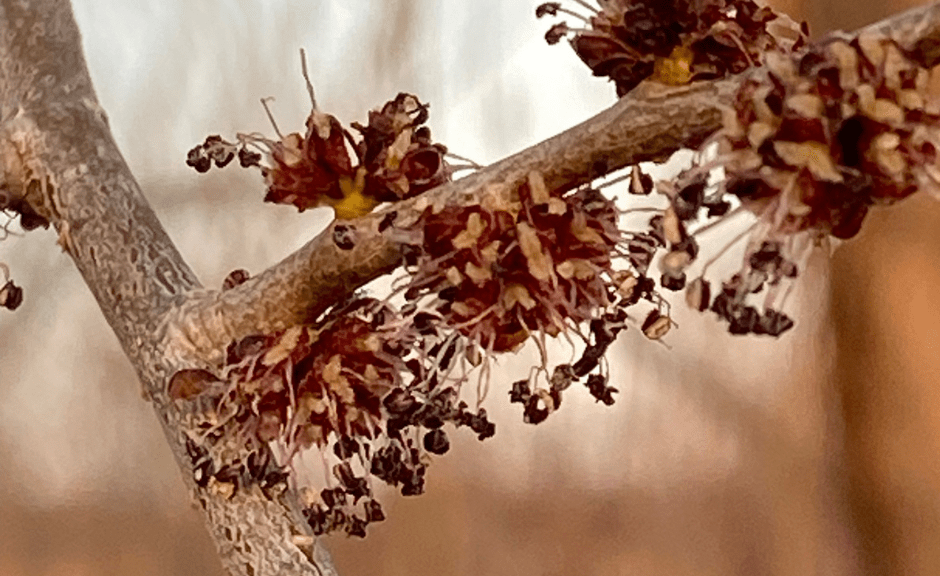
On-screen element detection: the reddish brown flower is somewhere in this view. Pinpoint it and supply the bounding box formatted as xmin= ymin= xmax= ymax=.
xmin=539 ymin=0 xmax=805 ymax=96
xmin=654 ymin=31 xmax=940 ymax=336
xmin=186 ymin=93 xmax=450 ymax=220
xmin=404 ymin=173 xmax=622 ymax=353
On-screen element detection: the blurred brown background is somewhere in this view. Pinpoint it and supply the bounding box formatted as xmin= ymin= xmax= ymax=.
xmin=0 ymin=1 xmax=937 ymax=575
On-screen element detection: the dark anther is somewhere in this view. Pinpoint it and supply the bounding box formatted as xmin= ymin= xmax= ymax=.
xmin=629 ymin=165 xmax=654 ymax=195
xmin=550 ymin=364 xmax=576 ymax=392
xmin=383 ymin=389 xmax=418 ymax=415
xmin=686 ymin=277 xmax=711 ymax=312
xmin=674 ymin=178 xmax=706 ymax=220
xmin=438 ymin=338 xmax=458 ymax=371
xmin=305 ymin=506 xmax=330 ymax=536
xmin=347 ymin=515 xmax=368 ymax=538
xmin=728 ymin=305 xmax=761 ymax=335
xmin=333 ymin=436 xmax=360 ymax=460
xmin=423 ymin=429 xmax=450 ymax=455
xmin=212 ymin=148 xmax=235 ymax=168
xmin=193 ymin=459 xmax=214 ymax=488
xmin=213 ymin=466 xmax=241 ymax=496
xmin=412 ymin=312 xmax=441 ymax=336
xmin=16 ymin=202 xmax=50 ymax=231
xmin=331 ymin=509 xmax=348 ymax=532
xmin=523 ymin=395 xmax=550 ymax=425
xmin=755 ymin=308 xmax=794 ymax=337
xmin=238 ymin=147 xmax=262 ymax=168
xmin=641 ymin=309 xmax=664 ymax=334
xmin=647 ymin=215 xmax=667 ymax=247
xmin=0 ymin=280 xmax=24 ymax=311
xmin=509 ymin=379 xmax=532 ymax=404
xmin=748 ymin=241 xmax=783 ymax=273
xmin=572 ymin=346 xmax=603 ymax=377
xmin=418 ymin=410 xmax=445 ymax=430
xmin=186 ymin=146 xmax=211 ymax=173
xmin=185 ymin=438 xmax=208 ymax=463
xmin=660 ymin=272 xmax=686 ymax=291
xmin=400 ymin=463 xmax=427 ymax=496
xmin=262 ymin=468 xmax=289 ymax=491
xmin=704 ymin=199 xmax=731 ymax=217
xmin=545 ymin=22 xmax=569 ymax=45
xmin=246 ymin=449 xmax=270 ymax=481
xmin=536 ymin=2 xmax=561 ymax=17
xmin=365 ymin=499 xmax=386 ymax=523
xmin=585 ymin=374 xmax=617 ymax=405
xmin=379 ymin=211 xmax=398 ymax=232
xmin=466 ymin=408 xmax=496 ymax=440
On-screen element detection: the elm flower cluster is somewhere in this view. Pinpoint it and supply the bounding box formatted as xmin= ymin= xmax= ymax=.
xmin=395 ymin=172 xmax=670 ymax=423
xmin=537 ymin=0 xmax=805 ymax=96
xmin=168 ymin=295 xmax=495 ymax=538
xmin=186 ymin=91 xmax=449 ymax=220
xmin=403 ymin=173 xmax=621 ymax=352
xmin=650 ymin=31 xmax=940 ymax=335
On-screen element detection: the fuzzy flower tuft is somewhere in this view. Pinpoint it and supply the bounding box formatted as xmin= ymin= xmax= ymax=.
xmin=168 ymin=297 xmax=496 ymax=537
xmin=650 ymin=31 xmax=940 ymax=335
xmin=538 ymin=0 xmax=806 ymax=96
xmin=186 ymin=93 xmax=450 ymax=220
xmin=402 ymin=173 xmax=623 ymax=352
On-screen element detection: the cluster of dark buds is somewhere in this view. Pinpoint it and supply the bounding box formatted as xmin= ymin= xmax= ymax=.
xmin=169 ymin=172 xmax=685 ymax=533
xmin=304 ymin=486 xmax=385 ymax=538
xmin=537 ymin=0 xmax=805 ymax=96
xmin=509 ymin=310 xmax=624 ymax=423
xmin=168 ymin=296 xmax=496 ymax=537
xmin=184 ymin=436 xmax=288 ymax=499
xmin=185 ymin=134 xmax=261 ymax=173
xmin=642 ymin=30 xmax=940 ymax=335
xmin=186 ymin=86 xmax=450 ymax=220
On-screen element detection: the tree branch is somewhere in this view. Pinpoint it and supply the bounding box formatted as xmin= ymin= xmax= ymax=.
xmin=0 ymin=1 xmax=338 ymax=575
xmin=3 ymin=1 xmax=940 ymax=576
xmin=165 ymin=1 xmax=940 ymax=366
xmin=159 ymin=76 xmax=736 ymax=366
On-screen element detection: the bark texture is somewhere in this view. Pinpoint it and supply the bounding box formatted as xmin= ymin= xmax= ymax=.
xmin=0 ymin=2 xmax=337 ymax=575
xmin=1 ymin=1 xmax=940 ymax=575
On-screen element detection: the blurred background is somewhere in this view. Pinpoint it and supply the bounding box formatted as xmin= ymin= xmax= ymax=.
xmin=1 ymin=0 xmax=938 ymax=574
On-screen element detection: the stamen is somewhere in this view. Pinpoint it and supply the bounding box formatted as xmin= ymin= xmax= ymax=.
xmin=699 ymin=221 xmax=758 ymax=276
xmin=688 ymin=204 xmax=745 ymax=236
xmin=259 ymin=98 xmax=285 ymax=140
xmin=444 ymin=151 xmax=483 ymax=168
xmin=557 ymin=6 xmax=592 ymax=23
xmin=570 ymin=0 xmax=600 ymax=14
xmin=299 ymin=48 xmax=318 ymax=110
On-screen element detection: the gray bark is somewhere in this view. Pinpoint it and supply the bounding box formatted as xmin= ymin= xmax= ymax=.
xmin=2 ymin=1 xmax=939 ymax=575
